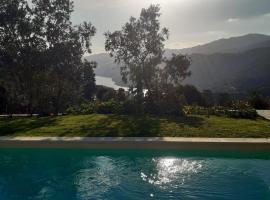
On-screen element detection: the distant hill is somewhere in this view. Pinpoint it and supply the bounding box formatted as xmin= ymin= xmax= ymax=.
xmin=86 ymin=34 xmax=270 ymax=94
xmin=184 ymin=47 xmax=270 ymax=93
xmin=166 ymin=33 xmax=270 ymax=55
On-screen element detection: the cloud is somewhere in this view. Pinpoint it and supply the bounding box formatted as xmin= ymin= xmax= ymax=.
xmin=227 ymin=18 xmax=239 ymax=23
xmin=264 ymin=13 xmax=270 ymax=18
xmin=71 ymin=0 xmax=270 ymax=53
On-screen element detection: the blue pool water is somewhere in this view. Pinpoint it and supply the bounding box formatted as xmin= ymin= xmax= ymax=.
xmin=0 ymin=149 xmax=269 ymax=200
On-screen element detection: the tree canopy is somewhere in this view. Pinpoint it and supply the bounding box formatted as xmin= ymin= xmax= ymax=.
xmin=105 ymin=5 xmax=191 ymax=114
xmin=0 ymin=0 xmax=96 ymax=114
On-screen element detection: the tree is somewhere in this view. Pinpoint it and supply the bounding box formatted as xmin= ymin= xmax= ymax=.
xmin=81 ymin=60 xmax=97 ymax=101
xmin=0 ymin=85 xmax=7 ymax=113
xmin=105 ymin=5 xmax=169 ymax=113
xmin=161 ymin=54 xmax=191 ymax=86
xmin=105 ymin=5 xmax=191 ymax=115
xmin=202 ymin=90 xmax=214 ymax=107
xmin=0 ymin=0 xmax=96 ymax=114
xmin=95 ymin=86 xmax=116 ymax=101
xmin=116 ymin=88 xmax=127 ymax=102
xmin=176 ymin=85 xmax=204 ymax=106
xmin=217 ymin=93 xmax=232 ymax=107
xmin=249 ymin=91 xmax=269 ymax=109
xmin=32 ymin=0 xmax=96 ymax=114
xmin=0 ymin=0 xmax=45 ymax=114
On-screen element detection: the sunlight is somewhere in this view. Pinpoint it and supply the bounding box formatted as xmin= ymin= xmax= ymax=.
xmin=148 ymin=0 xmax=184 ymax=4
xmin=141 ymin=158 xmax=202 ymax=187
xmin=134 ymin=0 xmax=186 ymax=9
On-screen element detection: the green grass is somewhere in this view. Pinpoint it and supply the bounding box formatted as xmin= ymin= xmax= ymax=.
xmin=0 ymin=114 xmax=270 ymax=138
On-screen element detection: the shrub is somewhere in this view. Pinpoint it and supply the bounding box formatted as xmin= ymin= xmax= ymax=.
xmin=96 ymin=86 xmax=116 ymax=101
xmin=145 ymin=89 xmax=185 ymax=116
xmin=66 ymin=102 xmax=96 ymax=115
xmin=96 ymin=100 xmax=127 ymax=114
xmin=184 ymin=105 xmax=258 ymax=119
xmin=122 ymin=99 xmax=136 ymax=114
xmin=66 ymin=99 xmax=138 ymax=115
xmin=226 ymin=109 xmax=257 ymax=119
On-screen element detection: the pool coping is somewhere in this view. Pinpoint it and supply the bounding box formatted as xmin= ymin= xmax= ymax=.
xmin=0 ymin=137 xmax=269 ymax=151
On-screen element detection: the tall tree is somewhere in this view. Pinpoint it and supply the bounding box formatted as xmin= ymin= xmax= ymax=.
xmin=0 ymin=0 xmax=96 ymax=114
xmin=0 ymin=0 xmax=45 ymax=114
xmin=105 ymin=5 xmax=191 ymax=114
xmin=32 ymin=0 xmax=96 ymax=114
xmin=105 ymin=5 xmax=169 ymax=113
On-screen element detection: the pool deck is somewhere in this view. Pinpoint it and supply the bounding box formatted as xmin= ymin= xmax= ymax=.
xmin=0 ymin=137 xmax=269 ymax=151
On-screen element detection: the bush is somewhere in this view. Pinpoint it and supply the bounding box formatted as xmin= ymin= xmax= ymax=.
xmin=122 ymin=99 xmax=136 ymax=114
xmin=66 ymin=99 xmax=137 ymax=115
xmin=145 ymin=89 xmax=185 ymax=116
xmin=226 ymin=109 xmax=257 ymax=119
xmin=66 ymin=102 xmax=96 ymax=115
xmin=184 ymin=106 xmax=226 ymax=116
xmin=96 ymin=100 xmax=118 ymax=114
xmin=184 ymin=105 xmax=258 ymax=119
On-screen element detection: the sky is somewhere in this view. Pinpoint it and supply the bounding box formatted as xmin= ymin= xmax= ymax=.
xmin=71 ymin=0 xmax=270 ymax=54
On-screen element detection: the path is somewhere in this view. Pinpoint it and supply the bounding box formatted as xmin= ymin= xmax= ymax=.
xmin=257 ymin=110 xmax=270 ymax=120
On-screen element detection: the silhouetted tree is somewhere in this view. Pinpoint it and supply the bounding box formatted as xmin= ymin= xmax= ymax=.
xmin=176 ymin=85 xmax=204 ymax=106
xmin=161 ymin=54 xmax=191 ymax=86
xmin=105 ymin=5 xmax=191 ymax=114
xmin=105 ymin=5 xmax=169 ymax=113
xmin=0 ymin=0 xmax=96 ymax=114
xmin=96 ymin=86 xmax=116 ymax=101
xmin=0 ymin=85 xmax=7 ymax=113
xmin=249 ymin=91 xmax=269 ymax=109
xmin=116 ymin=88 xmax=127 ymax=102
xmin=202 ymin=90 xmax=214 ymax=107
xmin=217 ymin=93 xmax=232 ymax=107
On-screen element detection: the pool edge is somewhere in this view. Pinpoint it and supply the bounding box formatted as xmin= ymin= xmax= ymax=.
xmin=0 ymin=137 xmax=269 ymax=151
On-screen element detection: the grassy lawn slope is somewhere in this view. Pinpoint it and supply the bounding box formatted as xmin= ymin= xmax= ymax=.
xmin=0 ymin=114 xmax=270 ymax=138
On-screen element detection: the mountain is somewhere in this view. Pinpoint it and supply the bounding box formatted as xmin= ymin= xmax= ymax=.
xmin=86 ymin=34 xmax=270 ymax=94
xmin=184 ymin=47 xmax=270 ymax=93
xmin=165 ymin=34 xmax=270 ymax=55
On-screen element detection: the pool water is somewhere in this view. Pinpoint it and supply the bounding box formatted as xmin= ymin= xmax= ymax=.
xmin=0 ymin=149 xmax=269 ymax=200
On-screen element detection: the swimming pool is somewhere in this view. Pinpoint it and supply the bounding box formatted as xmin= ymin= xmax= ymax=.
xmin=0 ymin=149 xmax=269 ymax=200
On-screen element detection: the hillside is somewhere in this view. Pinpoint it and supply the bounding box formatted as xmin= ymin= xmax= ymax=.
xmin=184 ymin=47 xmax=270 ymax=93
xmin=86 ymin=34 xmax=270 ymax=94
xmin=166 ymin=34 xmax=270 ymax=55
xmin=1 ymin=114 xmax=270 ymax=137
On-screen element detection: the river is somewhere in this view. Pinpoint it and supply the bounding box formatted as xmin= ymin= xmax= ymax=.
xmin=95 ymin=76 xmax=128 ymax=91
xmin=96 ymin=76 xmax=147 ymax=94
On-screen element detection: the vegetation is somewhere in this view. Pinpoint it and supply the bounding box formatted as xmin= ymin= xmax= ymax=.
xmin=184 ymin=106 xmax=257 ymax=120
xmin=0 ymin=114 xmax=269 ymax=137
xmin=0 ymin=2 xmax=269 ymax=139
xmin=87 ymin=37 xmax=270 ymax=96
xmin=0 ymin=0 xmax=96 ymax=115
xmin=249 ymin=91 xmax=269 ymax=110
xmin=105 ymin=5 xmax=191 ymax=114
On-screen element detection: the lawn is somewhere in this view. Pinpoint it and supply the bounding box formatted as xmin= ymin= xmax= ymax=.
xmin=0 ymin=114 xmax=270 ymax=138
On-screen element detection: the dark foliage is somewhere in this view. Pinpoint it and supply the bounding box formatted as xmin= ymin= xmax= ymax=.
xmin=0 ymin=0 xmax=96 ymax=114
xmin=249 ymin=92 xmax=269 ymax=109
xmin=105 ymin=5 xmax=190 ymax=114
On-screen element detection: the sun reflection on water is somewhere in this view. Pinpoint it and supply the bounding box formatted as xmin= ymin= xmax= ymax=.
xmin=141 ymin=157 xmax=202 ymax=187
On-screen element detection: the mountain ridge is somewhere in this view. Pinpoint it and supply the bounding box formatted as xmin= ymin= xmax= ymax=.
xmin=86 ymin=34 xmax=270 ymax=94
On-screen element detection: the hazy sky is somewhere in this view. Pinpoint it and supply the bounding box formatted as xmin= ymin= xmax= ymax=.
xmin=71 ymin=0 xmax=270 ymax=54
